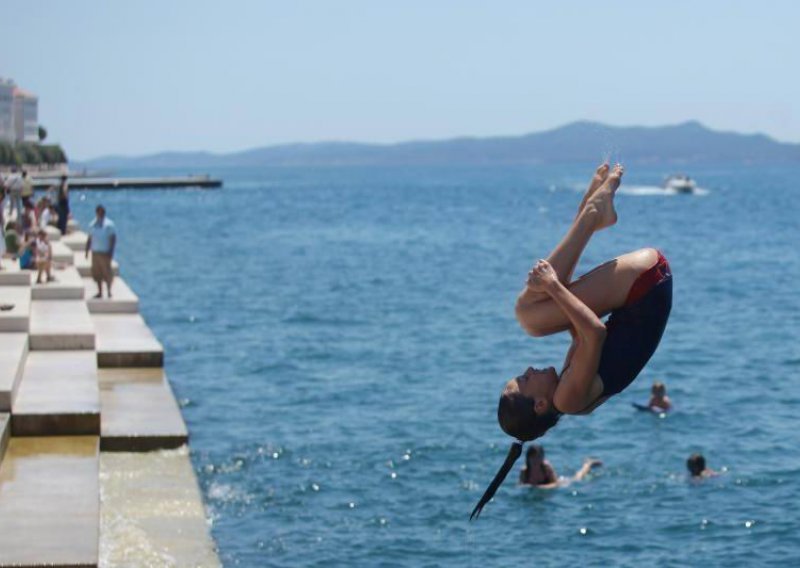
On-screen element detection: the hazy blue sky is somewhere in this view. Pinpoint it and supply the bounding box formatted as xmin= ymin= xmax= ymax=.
xmin=1 ymin=0 xmax=798 ymax=159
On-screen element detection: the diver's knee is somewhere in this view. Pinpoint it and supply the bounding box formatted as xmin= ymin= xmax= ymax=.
xmin=515 ymin=306 xmax=548 ymax=337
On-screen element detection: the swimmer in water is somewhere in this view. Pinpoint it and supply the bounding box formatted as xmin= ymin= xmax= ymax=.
xmin=648 ymin=381 xmax=672 ymax=411
xmin=687 ymin=453 xmax=718 ymax=479
xmin=471 ymin=163 xmax=673 ymax=519
xmin=519 ymin=445 xmax=602 ymax=488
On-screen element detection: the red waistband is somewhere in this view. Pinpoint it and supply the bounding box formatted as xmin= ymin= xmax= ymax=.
xmin=624 ymin=250 xmax=671 ymax=307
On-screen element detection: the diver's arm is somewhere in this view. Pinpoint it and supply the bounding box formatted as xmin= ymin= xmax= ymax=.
xmin=531 ymin=264 xmax=605 ymax=413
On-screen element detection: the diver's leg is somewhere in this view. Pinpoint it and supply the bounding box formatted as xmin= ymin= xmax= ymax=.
xmin=519 ymin=247 xmax=659 ymax=337
xmin=517 ymin=164 xmax=622 ymax=312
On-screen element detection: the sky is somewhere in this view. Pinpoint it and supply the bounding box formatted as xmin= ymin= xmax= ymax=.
xmin=1 ymin=0 xmax=798 ymax=160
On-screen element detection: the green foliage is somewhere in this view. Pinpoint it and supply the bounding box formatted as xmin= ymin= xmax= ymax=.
xmin=0 ymin=143 xmax=67 ymax=166
xmin=38 ymin=125 xmax=47 ymax=142
xmin=0 ymin=141 xmax=21 ymax=166
xmin=14 ymin=142 xmax=43 ymax=165
xmin=38 ymin=145 xmax=67 ymax=164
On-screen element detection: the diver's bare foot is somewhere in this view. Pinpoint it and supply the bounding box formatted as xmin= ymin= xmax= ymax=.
xmin=585 ymin=164 xmax=623 ymax=230
xmin=579 ymin=163 xmax=609 ymax=212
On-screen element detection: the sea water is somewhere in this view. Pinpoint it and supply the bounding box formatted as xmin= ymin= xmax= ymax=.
xmin=71 ymin=163 xmax=800 ymax=566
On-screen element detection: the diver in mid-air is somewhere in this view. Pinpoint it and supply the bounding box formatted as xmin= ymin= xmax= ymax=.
xmin=471 ymin=164 xmax=672 ymax=519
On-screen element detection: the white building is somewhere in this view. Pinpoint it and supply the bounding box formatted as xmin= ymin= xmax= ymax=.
xmin=0 ymin=78 xmax=14 ymax=142
xmin=13 ymin=87 xmax=38 ymax=143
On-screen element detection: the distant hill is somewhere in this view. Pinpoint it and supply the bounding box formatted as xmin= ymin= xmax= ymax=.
xmin=81 ymin=121 xmax=800 ymax=169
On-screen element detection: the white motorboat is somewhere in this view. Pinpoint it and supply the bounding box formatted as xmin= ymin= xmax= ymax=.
xmin=664 ymin=174 xmax=696 ymax=194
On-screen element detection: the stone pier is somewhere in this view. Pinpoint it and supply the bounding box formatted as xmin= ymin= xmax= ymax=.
xmin=0 ymin=223 xmax=220 ymax=566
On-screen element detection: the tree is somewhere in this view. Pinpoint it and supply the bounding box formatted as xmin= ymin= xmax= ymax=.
xmin=38 ymin=125 xmax=47 ymax=142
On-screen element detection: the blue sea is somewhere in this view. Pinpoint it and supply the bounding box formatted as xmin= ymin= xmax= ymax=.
xmin=71 ymin=163 xmax=800 ymax=566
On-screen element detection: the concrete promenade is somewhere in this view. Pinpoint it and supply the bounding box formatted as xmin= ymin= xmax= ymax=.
xmin=0 ymin=221 xmax=220 ymax=566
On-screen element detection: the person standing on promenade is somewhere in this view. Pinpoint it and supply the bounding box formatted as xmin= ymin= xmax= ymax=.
xmin=56 ymin=174 xmax=69 ymax=235
xmin=6 ymin=168 xmax=23 ymax=222
xmin=21 ymin=170 xmax=33 ymax=208
xmin=34 ymin=229 xmax=54 ymax=284
xmin=471 ymin=163 xmax=672 ymax=519
xmin=85 ymin=205 xmax=116 ymax=298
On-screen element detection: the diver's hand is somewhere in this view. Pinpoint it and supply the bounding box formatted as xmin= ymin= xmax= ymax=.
xmin=527 ymin=259 xmax=558 ymax=292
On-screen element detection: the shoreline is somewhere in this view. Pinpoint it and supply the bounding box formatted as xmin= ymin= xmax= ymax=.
xmin=0 ymin=218 xmax=220 ymax=566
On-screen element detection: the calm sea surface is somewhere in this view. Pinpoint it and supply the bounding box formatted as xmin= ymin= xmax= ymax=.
xmin=72 ymin=164 xmax=800 ymax=566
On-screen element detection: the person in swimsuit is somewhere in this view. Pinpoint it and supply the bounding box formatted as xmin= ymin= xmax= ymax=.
xmin=519 ymin=445 xmax=602 ymax=489
xmin=686 ymin=453 xmax=718 ymax=479
xmin=471 ymin=163 xmax=672 ymax=519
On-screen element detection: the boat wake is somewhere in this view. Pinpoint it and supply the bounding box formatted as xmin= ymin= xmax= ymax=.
xmin=620 ymin=185 xmax=710 ymax=196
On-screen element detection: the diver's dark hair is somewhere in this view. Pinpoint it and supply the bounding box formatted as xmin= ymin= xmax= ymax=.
xmin=469 ymin=392 xmax=561 ymax=520
xmin=498 ymin=390 xmax=560 ymax=442
xmin=687 ymin=453 xmax=706 ymax=476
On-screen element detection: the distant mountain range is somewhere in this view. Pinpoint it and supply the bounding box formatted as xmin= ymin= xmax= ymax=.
xmin=81 ymin=121 xmax=800 ymax=169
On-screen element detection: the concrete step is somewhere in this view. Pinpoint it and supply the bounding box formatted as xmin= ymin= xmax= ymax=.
xmin=0 ymin=259 xmax=31 ymax=286
xmin=0 ymin=414 xmax=9 ymax=465
xmin=100 ymin=447 xmax=220 ymax=566
xmin=0 ymin=333 xmax=28 ymax=412
xmin=51 ymin=241 xmax=74 ymax=265
xmin=44 ymin=225 xmax=61 ymax=242
xmin=0 ymin=286 xmax=30 ymax=332
xmin=31 ymin=265 xmax=84 ymax=300
xmin=0 ymin=436 xmax=99 ymax=567
xmin=61 ymin=230 xmax=88 ymax=251
xmin=29 ymin=300 xmax=95 ymax=350
xmin=99 ymin=368 xmax=187 ymax=451
xmin=93 ymin=314 xmax=163 ymax=367
xmin=73 ymin=251 xmax=120 ymax=278
xmin=67 ymin=218 xmax=80 ymax=233
xmin=12 ymin=351 xmax=100 ymax=436
xmin=83 ymin=276 xmax=139 ymax=313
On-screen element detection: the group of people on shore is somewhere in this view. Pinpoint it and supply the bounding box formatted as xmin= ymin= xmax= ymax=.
xmin=0 ymin=170 xmax=70 ymax=284
xmin=519 ymin=380 xmax=717 ymax=489
xmin=0 ymin=170 xmax=118 ymax=298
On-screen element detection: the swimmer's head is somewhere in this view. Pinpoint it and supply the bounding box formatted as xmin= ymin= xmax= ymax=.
xmin=498 ymin=367 xmax=560 ymax=442
xmin=525 ymin=444 xmax=545 ymax=468
xmin=651 ymin=382 xmax=666 ymax=397
xmin=687 ymin=453 xmax=706 ymax=477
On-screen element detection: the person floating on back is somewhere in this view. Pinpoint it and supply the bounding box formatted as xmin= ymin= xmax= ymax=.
xmin=632 ymin=381 xmax=672 ymax=413
xmin=519 ymin=444 xmax=602 ymax=489
xmin=471 ymin=164 xmax=672 ymax=519
xmin=687 ymin=453 xmax=718 ymax=479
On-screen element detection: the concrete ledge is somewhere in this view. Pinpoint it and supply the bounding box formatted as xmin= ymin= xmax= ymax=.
xmin=29 ymin=300 xmax=95 ymax=350
xmin=0 ymin=333 xmax=28 ymax=412
xmin=100 ymin=447 xmax=220 ymax=567
xmin=99 ymin=368 xmax=187 ymax=452
xmin=93 ymin=314 xmax=163 ymax=368
xmin=31 ymin=266 xmax=84 ymax=300
xmin=61 ymin=230 xmax=87 ymax=252
xmin=51 ymin=241 xmax=74 ymax=265
xmin=44 ymin=225 xmax=61 ymax=242
xmin=12 ymin=351 xmax=100 ymax=436
xmin=0 ymin=286 xmax=30 ymax=332
xmin=83 ymin=277 xmax=138 ymax=314
xmin=73 ymin=252 xmax=119 ymax=278
xmin=0 ymin=436 xmax=99 ymax=567
xmin=0 ymin=259 xmax=31 ymax=286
